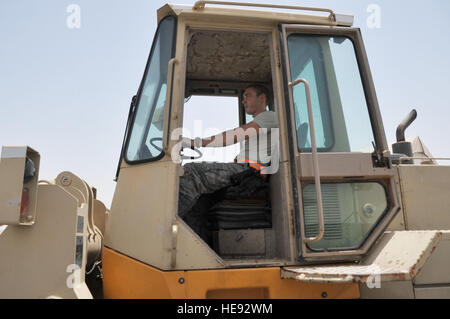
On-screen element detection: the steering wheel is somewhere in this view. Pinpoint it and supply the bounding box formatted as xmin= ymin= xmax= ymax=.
xmin=149 ymin=137 xmax=163 ymax=152
xmin=180 ymin=145 xmax=203 ymax=160
xmin=149 ymin=137 xmax=203 ymax=160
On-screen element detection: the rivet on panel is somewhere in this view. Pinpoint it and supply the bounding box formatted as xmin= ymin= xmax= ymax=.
xmin=61 ymin=175 xmax=72 ymax=186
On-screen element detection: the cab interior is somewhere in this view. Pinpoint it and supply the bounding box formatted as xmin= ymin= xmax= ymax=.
xmin=179 ymin=29 xmax=292 ymax=261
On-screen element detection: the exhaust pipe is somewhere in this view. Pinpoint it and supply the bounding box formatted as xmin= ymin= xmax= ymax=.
xmin=392 ymin=109 xmax=417 ymax=163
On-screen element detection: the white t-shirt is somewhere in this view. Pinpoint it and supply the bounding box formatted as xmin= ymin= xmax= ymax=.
xmin=236 ymin=110 xmax=278 ymax=166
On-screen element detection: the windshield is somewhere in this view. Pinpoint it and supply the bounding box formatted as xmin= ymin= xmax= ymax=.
xmin=125 ymin=16 xmax=176 ymax=162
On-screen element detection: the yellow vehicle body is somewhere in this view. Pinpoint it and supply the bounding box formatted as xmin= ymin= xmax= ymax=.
xmin=102 ymin=247 xmax=359 ymax=299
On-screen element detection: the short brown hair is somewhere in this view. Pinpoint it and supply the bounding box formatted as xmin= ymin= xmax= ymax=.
xmin=245 ymin=84 xmax=270 ymax=102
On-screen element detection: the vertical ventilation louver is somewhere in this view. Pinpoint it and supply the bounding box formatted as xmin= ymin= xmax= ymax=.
xmin=303 ymin=184 xmax=342 ymax=240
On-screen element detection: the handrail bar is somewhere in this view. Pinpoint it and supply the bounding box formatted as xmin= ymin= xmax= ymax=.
xmin=399 ymin=157 xmax=450 ymax=162
xmin=163 ymin=58 xmax=178 ymax=152
xmin=192 ymin=0 xmax=336 ymax=22
xmin=288 ymin=78 xmax=324 ymax=243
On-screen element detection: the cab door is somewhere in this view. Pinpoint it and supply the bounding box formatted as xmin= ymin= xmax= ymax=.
xmin=279 ymin=24 xmax=400 ymax=261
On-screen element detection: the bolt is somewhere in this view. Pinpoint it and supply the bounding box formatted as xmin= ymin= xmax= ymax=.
xmin=61 ymin=175 xmax=72 ymax=186
xmin=321 ymin=291 xmax=328 ymax=298
xmin=179 ymin=277 xmax=185 ymax=284
xmin=363 ymin=203 xmax=375 ymax=218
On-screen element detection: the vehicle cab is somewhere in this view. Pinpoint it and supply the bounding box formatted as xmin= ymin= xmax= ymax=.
xmin=103 ymin=1 xmax=402 ymax=298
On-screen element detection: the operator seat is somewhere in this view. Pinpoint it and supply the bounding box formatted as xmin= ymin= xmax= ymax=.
xmin=206 ymin=169 xmax=271 ymax=230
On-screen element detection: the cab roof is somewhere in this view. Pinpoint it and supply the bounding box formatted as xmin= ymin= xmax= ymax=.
xmin=157 ymin=1 xmax=354 ymax=27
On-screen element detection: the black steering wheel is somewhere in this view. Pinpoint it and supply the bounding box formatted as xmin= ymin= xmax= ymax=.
xmin=149 ymin=137 xmax=203 ymax=160
xmin=180 ymin=145 xmax=203 ymax=160
xmin=149 ymin=137 xmax=163 ymax=152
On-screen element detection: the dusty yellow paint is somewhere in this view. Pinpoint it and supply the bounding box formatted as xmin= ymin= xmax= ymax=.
xmin=103 ymin=247 xmax=186 ymax=299
xmin=103 ymin=247 xmax=360 ymax=299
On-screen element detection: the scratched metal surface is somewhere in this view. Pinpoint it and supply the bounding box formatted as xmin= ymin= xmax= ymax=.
xmin=281 ymin=231 xmax=444 ymax=284
xmin=187 ymin=31 xmax=271 ymax=83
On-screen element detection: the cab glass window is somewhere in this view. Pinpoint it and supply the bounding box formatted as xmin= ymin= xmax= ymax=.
xmin=125 ymin=16 xmax=176 ymax=162
xmin=287 ymin=35 xmax=375 ymax=153
xmin=302 ymin=182 xmax=388 ymax=251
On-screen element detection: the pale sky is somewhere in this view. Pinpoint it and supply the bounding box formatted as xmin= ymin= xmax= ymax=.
xmin=1 ymin=0 xmax=449 ymax=208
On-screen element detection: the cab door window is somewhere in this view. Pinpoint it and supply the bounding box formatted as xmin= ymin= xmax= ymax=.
xmin=287 ymin=35 xmax=375 ymax=153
